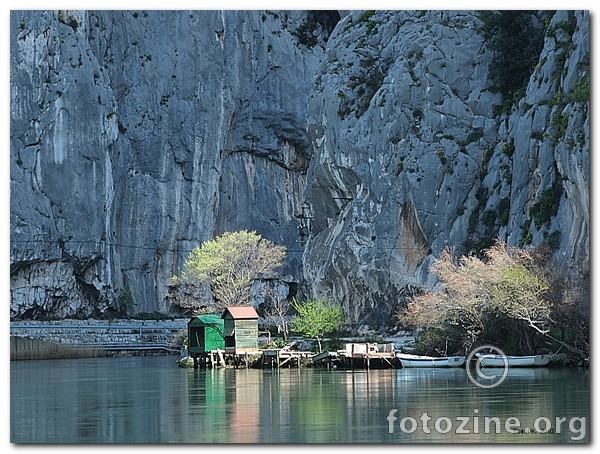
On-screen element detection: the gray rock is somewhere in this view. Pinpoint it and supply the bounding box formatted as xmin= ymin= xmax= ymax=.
xmin=302 ymin=10 xmax=589 ymax=327
xmin=10 ymin=11 xmax=589 ymax=329
xmin=10 ymin=10 xmax=336 ymax=318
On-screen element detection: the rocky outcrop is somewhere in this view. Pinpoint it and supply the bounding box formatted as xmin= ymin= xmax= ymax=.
xmin=10 ymin=10 xmax=338 ymax=318
xmin=302 ymin=10 xmax=589 ymax=327
xmin=10 ymin=10 xmax=588 ymax=328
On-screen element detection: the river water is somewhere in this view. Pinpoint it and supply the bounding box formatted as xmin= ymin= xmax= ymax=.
xmin=10 ymin=355 xmax=589 ymax=444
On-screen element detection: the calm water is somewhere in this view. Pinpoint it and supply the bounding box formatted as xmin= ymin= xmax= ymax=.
xmin=10 ymin=355 xmax=589 ymax=444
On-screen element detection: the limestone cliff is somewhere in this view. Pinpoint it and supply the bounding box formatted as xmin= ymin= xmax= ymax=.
xmin=10 ymin=10 xmax=589 ymax=327
xmin=302 ymin=10 xmax=589 ymax=326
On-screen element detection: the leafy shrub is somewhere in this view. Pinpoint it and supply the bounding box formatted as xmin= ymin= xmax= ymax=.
xmin=116 ymin=289 xmax=134 ymax=317
xmin=568 ymin=72 xmax=590 ymax=103
xmin=293 ymin=10 xmax=341 ymax=47
xmin=530 ymin=180 xmax=563 ymax=229
xmin=480 ymin=11 xmax=547 ymax=109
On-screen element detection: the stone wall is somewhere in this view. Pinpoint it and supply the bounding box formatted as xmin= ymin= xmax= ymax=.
xmin=10 ymin=319 xmax=189 ymax=350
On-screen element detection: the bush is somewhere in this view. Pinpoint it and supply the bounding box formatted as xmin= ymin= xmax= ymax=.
xmin=480 ymin=11 xmax=546 ymax=107
xmin=530 ymin=180 xmax=563 ymax=229
xmin=409 ymin=327 xmax=465 ymax=356
xmin=135 ymin=312 xmax=174 ymax=321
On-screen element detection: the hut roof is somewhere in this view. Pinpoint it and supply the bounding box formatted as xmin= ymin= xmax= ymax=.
xmin=222 ymin=306 xmax=259 ymax=320
xmin=188 ymin=314 xmax=224 ymax=326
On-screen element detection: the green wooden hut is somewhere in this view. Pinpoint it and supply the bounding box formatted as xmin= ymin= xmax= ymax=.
xmin=187 ymin=314 xmax=225 ymax=355
xmin=222 ymin=306 xmax=259 ymax=354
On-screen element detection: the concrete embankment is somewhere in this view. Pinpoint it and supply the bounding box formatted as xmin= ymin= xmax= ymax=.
xmin=10 ymin=318 xmax=189 ymax=360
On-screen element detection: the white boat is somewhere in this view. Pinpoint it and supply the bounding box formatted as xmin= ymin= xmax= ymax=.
xmin=396 ymin=353 xmax=466 ymax=368
xmin=475 ymin=353 xmax=550 ymax=367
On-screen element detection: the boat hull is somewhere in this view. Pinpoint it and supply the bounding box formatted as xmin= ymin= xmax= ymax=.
xmin=477 ymin=354 xmax=550 ymax=367
xmin=396 ymin=354 xmax=466 ymax=368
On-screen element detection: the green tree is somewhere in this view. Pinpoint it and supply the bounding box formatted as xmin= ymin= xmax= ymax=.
xmin=181 ymin=230 xmax=286 ymax=309
xmin=291 ymin=298 xmax=344 ymax=352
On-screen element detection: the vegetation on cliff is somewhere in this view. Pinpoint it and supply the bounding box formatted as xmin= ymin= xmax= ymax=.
xmin=397 ymin=241 xmax=589 ymax=362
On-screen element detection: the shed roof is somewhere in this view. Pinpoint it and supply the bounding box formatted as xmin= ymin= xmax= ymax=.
xmin=222 ymin=306 xmax=259 ymax=320
xmin=188 ymin=314 xmax=224 ymax=326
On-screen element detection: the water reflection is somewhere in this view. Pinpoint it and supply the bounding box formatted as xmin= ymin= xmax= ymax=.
xmin=10 ymin=357 xmax=589 ymax=443
xmin=389 ymin=367 xmax=588 ymax=443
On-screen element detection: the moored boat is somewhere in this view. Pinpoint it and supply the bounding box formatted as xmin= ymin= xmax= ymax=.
xmin=396 ymin=353 xmax=466 ymax=368
xmin=475 ymin=353 xmax=550 ymax=367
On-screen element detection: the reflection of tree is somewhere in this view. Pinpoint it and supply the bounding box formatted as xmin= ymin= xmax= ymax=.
xmin=186 ymin=370 xmax=227 ymax=440
xmin=186 ymin=367 xmax=588 ymax=442
xmin=228 ymin=370 xmax=260 ymax=443
xmin=289 ymin=372 xmax=348 ymax=442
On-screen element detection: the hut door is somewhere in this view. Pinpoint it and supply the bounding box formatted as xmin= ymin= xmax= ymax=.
xmin=189 ymin=327 xmax=202 ymax=348
xmin=224 ymin=323 xmax=235 ymax=348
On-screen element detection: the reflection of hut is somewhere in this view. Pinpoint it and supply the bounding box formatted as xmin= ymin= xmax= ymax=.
xmin=222 ymin=306 xmax=259 ymax=354
xmin=187 ymin=314 xmax=225 ymax=355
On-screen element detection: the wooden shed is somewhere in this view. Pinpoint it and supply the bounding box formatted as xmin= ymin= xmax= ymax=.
xmin=187 ymin=314 xmax=225 ymax=355
xmin=222 ymin=306 xmax=259 ymax=354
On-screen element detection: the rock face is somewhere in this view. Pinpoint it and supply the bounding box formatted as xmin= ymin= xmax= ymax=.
xmin=10 ymin=10 xmax=589 ymax=327
xmin=10 ymin=10 xmax=336 ymax=318
xmin=302 ymin=10 xmax=589 ymax=327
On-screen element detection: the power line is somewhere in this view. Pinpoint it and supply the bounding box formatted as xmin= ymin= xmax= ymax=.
xmin=10 ymin=238 xmax=431 ymax=255
xmin=10 ymin=239 xmax=197 ymax=254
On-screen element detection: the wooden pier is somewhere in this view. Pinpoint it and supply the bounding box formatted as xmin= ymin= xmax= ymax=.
xmin=188 ymin=348 xmax=313 ymax=369
xmin=190 ymin=349 xmax=263 ymax=369
xmin=185 ymin=341 xmax=401 ymax=370
xmin=312 ymin=343 xmax=401 ymax=369
xmin=261 ymin=349 xmax=313 ymax=368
